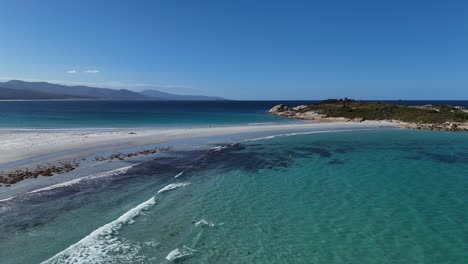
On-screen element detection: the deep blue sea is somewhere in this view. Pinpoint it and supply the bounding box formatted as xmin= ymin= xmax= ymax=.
xmin=1 ymin=100 xmax=467 ymax=129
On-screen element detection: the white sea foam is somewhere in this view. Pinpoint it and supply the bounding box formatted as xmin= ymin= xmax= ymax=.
xmin=157 ymin=182 xmax=190 ymax=194
xmin=0 ymin=164 xmax=139 ymax=203
xmin=174 ymin=171 xmax=184 ymax=178
xmin=212 ymin=145 xmax=230 ymax=151
xmin=42 ymin=177 xmax=191 ymax=263
xmin=0 ymin=196 xmax=15 ymax=203
xmin=244 ymin=129 xmax=374 ymax=142
xmin=195 ymin=219 xmax=215 ymax=227
xmin=165 ymin=246 xmax=197 ymax=261
xmin=42 ymin=196 xmax=156 ymax=264
xmin=144 ymin=240 xmax=160 ymax=247
xmin=30 ymin=164 xmax=138 ymax=194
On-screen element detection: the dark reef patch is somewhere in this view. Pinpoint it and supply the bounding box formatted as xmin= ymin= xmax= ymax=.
xmin=328 ymin=159 xmax=345 ymax=165
xmin=0 ymin=141 xmax=337 ymax=233
xmin=404 ymin=150 xmax=468 ymax=164
xmin=156 ymin=143 xmax=336 ymax=174
xmin=295 ymin=147 xmax=332 ymax=158
xmin=333 ymin=146 xmax=355 ymax=154
xmin=416 ymin=151 xmax=458 ymax=164
xmin=405 ymin=155 xmax=423 ymax=161
xmin=191 ymin=143 xmax=335 ymax=173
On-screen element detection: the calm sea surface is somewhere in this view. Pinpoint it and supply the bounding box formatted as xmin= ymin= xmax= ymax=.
xmin=1 ymin=100 xmax=467 ymax=129
xmin=1 ymin=129 xmax=467 ymax=263
xmin=0 ymin=101 xmax=467 ymax=263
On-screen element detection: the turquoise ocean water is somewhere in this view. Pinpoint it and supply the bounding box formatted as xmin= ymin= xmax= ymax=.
xmin=1 ymin=129 xmax=467 ymax=263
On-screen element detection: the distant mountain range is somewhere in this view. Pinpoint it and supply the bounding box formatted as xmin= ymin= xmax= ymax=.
xmin=0 ymin=80 xmax=226 ymax=100
xmin=139 ymin=89 xmax=223 ymax=101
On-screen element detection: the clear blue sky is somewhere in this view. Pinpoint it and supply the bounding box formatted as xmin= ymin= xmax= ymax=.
xmin=0 ymin=0 xmax=467 ymax=100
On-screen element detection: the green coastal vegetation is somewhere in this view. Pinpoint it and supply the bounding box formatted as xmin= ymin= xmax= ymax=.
xmin=298 ymin=99 xmax=468 ymax=124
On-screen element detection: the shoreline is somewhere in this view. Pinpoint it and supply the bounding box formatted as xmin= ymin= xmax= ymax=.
xmin=0 ymin=121 xmax=396 ymax=165
xmin=0 ymin=121 xmax=396 ymax=200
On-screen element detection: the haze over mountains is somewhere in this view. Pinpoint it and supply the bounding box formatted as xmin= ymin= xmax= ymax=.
xmin=0 ymin=80 xmax=225 ymax=100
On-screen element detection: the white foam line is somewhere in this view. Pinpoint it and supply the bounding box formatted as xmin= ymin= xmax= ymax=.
xmin=174 ymin=171 xmax=184 ymax=178
xmin=0 ymin=128 xmax=125 ymax=131
xmin=157 ymin=182 xmax=191 ymax=194
xmin=195 ymin=219 xmax=215 ymax=227
xmin=166 ymin=246 xmax=197 ymax=261
xmin=244 ymin=128 xmax=375 ymax=142
xmin=211 ymin=145 xmax=231 ymax=151
xmin=0 ymin=196 xmax=16 ymax=203
xmin=0 ymin=163 xmax=140 ymax=203
xmin=33 ymin=164 xmax=138 ymax=193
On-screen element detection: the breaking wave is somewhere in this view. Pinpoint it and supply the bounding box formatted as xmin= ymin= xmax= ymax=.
xmin=42 ymin=173 xmax=191 ymax=263
xmin=0 ymin=164 xmax=139 ymax=203
xmin=42 ymin=196 xmax=156 ymax=264
xmin=195 ymin=219 xmax=215 ymax=227
xmin=31 ymin=164 xmax=138 ymax=194
xmin=244 ymin=128 xmax=374 ymax=142
xmin=157 ymin=182 xmax=191 ymax=194
xmin=212 ymin=145 xmax=232 ymax=151
xmin=165 ymin=246 xmax=197 ymax=261
xmin=174 ymin=171 xmax=184 ymax=178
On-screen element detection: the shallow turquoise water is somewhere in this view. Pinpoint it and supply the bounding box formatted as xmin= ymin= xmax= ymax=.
xmin=0 ymin=129 xmax=467 ymax=263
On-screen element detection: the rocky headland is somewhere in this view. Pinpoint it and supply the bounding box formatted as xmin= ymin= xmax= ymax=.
xmin=269 ymin=99 xmax=468 ymax=132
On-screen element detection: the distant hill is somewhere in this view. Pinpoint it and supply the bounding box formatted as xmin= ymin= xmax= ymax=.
xmin=140 ymin=89 xmax=225 ymax=101
xmin=0 ymin=80 xmax=225 ymax=100
xmin=1 ymin=80 xmax=148 ymax=100
xmin=0 ymin=86 xmax=92 ymax=100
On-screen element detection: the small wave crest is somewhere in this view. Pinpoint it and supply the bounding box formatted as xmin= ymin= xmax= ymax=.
xmin=174 ymin=171 xmax=184 ymax=178
xmin=157 ymin=182 xmax=190 ymax=194
xmin=244 ymin=129 xmax=374 ymax=142
xmin=195 ymin=219 xmax=215 ymax=227
xmin=0 ymin=164 xmax=138 ymax=204
xmin=165 ymin=246 xmax=197 ymax=261
xmin=32 ymin=164 xmax=137 ymax=194
xmin=211 ymin=145 xmax=231 ymax=151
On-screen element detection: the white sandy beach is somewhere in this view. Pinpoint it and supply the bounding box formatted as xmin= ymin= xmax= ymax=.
xmin=0 ymin=121 xmax=396 ymax=165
